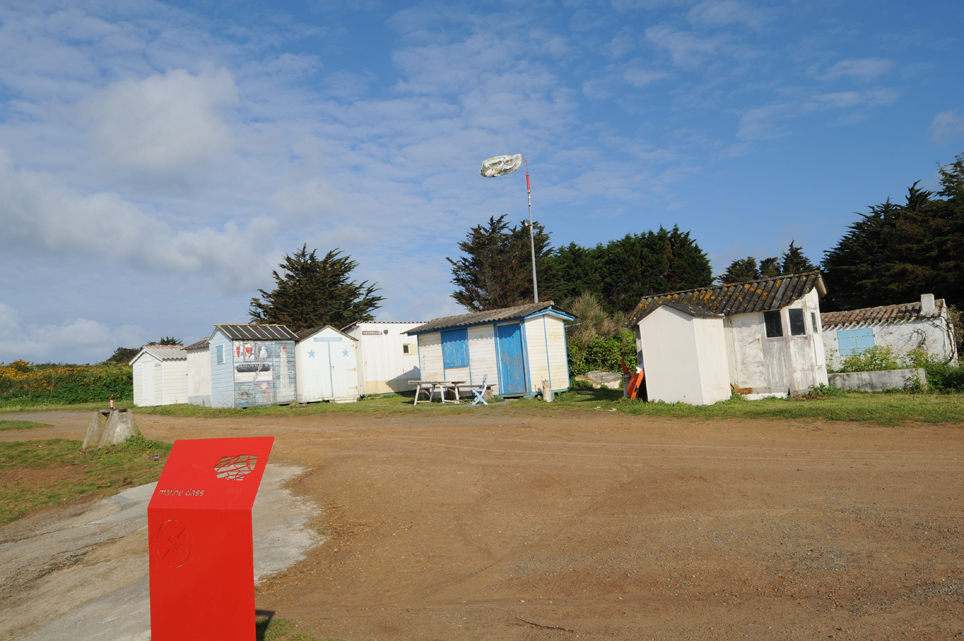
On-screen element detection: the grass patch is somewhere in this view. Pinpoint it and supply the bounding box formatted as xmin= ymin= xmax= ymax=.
xmin=522 ymin=388 xmax=964 ymax=425
xmin=3 ymin=388 xmax=964 ymax=426
xmin=0 ymin=400 xmax=135 ymax=415
xmin=0 ymin=434 xmax=172 ymax=525
xmin=0 ymin=419 xmax=50 ymax=431
xmin=257 ymin=615 xmax=335 ymax=641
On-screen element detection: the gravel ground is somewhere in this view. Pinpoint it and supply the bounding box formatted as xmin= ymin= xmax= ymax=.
xmin=4 ymin=409 xmax=964 ymax=640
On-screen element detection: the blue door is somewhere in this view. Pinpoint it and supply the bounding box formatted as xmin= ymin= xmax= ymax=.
xmin=497 ymin=323 xmax=526 ymax=395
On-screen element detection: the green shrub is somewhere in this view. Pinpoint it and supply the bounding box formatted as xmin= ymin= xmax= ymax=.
xmin=835 ymin=345 xmax=901 ymax=373
xmin=904 ymin=348 xmax=964 ymax=392
xmin=567 ymin=330 xmax=637 ymax=376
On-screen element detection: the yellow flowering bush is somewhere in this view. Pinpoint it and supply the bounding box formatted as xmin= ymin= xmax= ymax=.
xmin=0 ymin=361 xmax=133 ymax=406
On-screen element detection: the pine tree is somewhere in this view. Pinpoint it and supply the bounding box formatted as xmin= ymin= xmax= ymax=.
xmin=759 ymin=256 xmax=782 ymax=278
xmin=822 ymin=158 xmax=964 ymax=312
xmin=592 ymin=226 xmax=713 ymax=313
xmin=448 ymin=215 xmax=552 ymax=312
xmin=781 ymin=241 xmax=816 ymax=274
xmin=717 ymin=257 xmax=760 ymax=284
xmin=249 ymin=245 xmax=383 ymax=331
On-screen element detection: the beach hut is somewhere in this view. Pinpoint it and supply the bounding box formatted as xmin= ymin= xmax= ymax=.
xmin=635 ymin=304 xmax=731 ymax=405
xmin=629 ymin=272 xmax=829 ymax=399
xmin=130 ymin=346 xmax=188 ymax=407
xmin=342 ymin=321 xmax=424 ymax=395
xmin=405 ymin=302 xmax=574 ymax=398
xmin=294 ymin=325 xmax=362 ymax=403
xmin=185 ymin=339 xmax=212 ymax=407
xmin=208 ymin=324 xmax=297 ymax=408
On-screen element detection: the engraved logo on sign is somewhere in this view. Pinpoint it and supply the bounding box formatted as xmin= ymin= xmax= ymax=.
xmin=156 ymin=520 xmax=191 ymax=568
xmin=214 ymin=455 xmax=259 ymax=481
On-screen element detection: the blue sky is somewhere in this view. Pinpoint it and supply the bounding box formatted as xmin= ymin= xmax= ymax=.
xmin=1 ymin=0 xmax=962 ymax=363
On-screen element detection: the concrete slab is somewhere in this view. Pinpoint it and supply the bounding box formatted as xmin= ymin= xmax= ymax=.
xmin=0 ymin=464 xmax=321 ymax=641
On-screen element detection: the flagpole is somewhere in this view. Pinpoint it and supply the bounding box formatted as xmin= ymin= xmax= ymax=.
xmin=522 ymin=156 xmax=538 ymax=303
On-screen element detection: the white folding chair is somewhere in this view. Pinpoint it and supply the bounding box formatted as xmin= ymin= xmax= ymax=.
xmin=468 ymin=375 xmax=489 ymax=405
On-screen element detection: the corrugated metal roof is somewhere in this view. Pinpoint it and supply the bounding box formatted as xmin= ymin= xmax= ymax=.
xmin=131 ymin=345 xmax=186 ymax=364
xmin=184 ymin=339 xmax=209 ymax=351
xmin=628 ymin=272 xmax=827 ymax=326
xmin=821 ymin=298 xmax=946 ymax=329
xmin=295 ymin=325 xmax=357 ymax=342
xmin=637 ymin=302 xmax=721 ymax=322
xmin=405 ymin=302 xmax=574 ymax=335
xmin=214 ymin=324 xmax=298 ymax=341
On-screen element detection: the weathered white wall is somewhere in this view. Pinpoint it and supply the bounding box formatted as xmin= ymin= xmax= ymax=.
xmin=209 ymin=330 xmax=235 ymax=408
xmin=725 ymin=288 xmax=827 ymax=396
xmin=186 ymin=348 xmax=211 ymax=406
xmin=523 ymin=315 xmax=570 ymax=393
xmin=161 ymin=360 xmax=188 ymax=405
xmin=346 ymin=322 xmax=423 ymax=394
xmin=132 ymin=356 xmax=155 ymax=407
xmin=829 ymin=368 xmax=925 ymax=392
xmin=467 ymin=325 xmax=500 ymax=394
xmin=417 ymin=332 xmax=444 ymax=381
xmin=823 ymin=314 xmax=957 ymax=370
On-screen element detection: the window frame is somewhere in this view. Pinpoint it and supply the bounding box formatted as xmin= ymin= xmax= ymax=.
xmin=763 ymin=310 xmax=784 ymax=338
xmin=788 ymin=309 xmax=806 ymax=336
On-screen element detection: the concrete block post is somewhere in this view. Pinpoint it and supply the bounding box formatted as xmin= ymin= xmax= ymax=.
xmin=82 ymin=411 xmax=111 ymax=449
xmin=98 ymin=409 xmax=141 ymax=447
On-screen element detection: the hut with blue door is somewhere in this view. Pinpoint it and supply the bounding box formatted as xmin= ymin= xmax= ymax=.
xmin=405 ymin=302 xmax=574 ymax=398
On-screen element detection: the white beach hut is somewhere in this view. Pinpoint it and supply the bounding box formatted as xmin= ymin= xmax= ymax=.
xmin=635 ymin=303 xmax=731 ymax=405
xmin=342 ymin=321 xmax=424 ymax=395
xmin=130 ymin=345 xmax=188 ymax=407
xmin=185 ymin=339 xmax=212 ymax=407
xmin=295 ymin=325 xmax=362 ymax=403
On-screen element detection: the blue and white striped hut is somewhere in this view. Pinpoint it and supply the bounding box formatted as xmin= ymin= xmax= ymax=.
xmin=405 ymin=302 xmax=574 ymax=398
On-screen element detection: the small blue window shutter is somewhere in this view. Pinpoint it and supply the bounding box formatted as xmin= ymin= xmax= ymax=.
xmin=854 ymin=328 xmax=875 ymax=352
xmin=441 ymin=329 xmax=469 ymax=368
xmin=838 ymin=328 xmax=875 ymax=356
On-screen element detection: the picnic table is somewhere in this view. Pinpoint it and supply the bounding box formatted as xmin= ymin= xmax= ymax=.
xmin=412 ymin=380 xmax=466 ymax=405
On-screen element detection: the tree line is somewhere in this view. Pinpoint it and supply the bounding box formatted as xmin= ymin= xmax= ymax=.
xmin=136 ymin=150 xmax=958 ymax=353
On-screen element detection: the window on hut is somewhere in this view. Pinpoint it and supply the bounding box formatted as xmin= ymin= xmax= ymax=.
xmin=764 ymin=310 xmax=783 ymax=338
xmin=788 ymin=309 xmax=806 ymax=336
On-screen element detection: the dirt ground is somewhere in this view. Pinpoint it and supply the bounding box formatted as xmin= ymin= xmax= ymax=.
xmin=6 ymin=409 xmax=964 ymax=640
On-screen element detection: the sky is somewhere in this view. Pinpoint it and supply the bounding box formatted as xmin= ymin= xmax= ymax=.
xmin=1 ymin=0 xmax=963 ymax=364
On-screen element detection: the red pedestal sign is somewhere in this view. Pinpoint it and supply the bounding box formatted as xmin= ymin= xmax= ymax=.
xmin=148 ymin=437 xmax=274 ymax=640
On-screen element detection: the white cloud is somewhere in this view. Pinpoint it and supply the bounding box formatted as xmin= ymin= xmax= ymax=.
xmin=0 ymin=148 xmax=278 ymax=290
xmin=0 ymin=303 xmax=146 ymax=363
xmin=821 ymin=58 xmax=894 ymax=82
xmin=82 ymin=66 xmax=239 ymax=187
xmin=931 ymin=110 xmax=964 ymax=144
xmin=623 ymin=66 xmax=670 ymax=87
xmin=687 ymin=0 xmax=770 ymax=30
xmin=645 ymin=26 xmax=724 ymax=67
